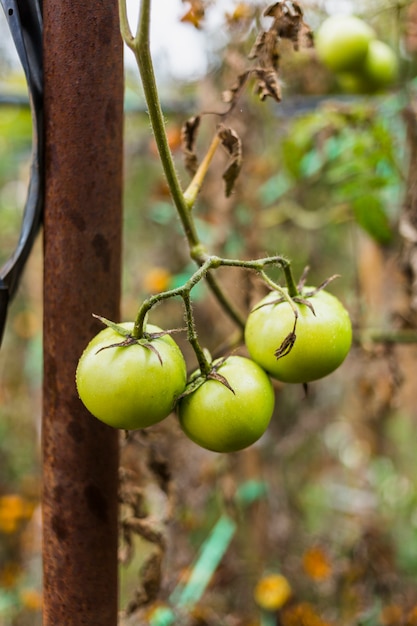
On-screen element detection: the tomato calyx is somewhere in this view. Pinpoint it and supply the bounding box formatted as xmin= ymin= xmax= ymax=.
xmin=297 ymin=272 xmax=340 ymax=299
xmin=179 ymin=357 xmax=235 ymax=400
xmin=92 ymin=314 xmax=185 ymax=365
xmin=254 ymin=272 xmax=340 ymax=362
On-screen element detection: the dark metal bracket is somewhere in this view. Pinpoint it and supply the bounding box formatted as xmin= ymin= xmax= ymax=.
xmin=0 ymin=0 xmax=43 ymax=346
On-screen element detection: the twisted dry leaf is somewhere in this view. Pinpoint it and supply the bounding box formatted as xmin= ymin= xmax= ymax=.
xmin=217 ymin=124 xmax=242 ymax=197
xmin=254 ymin=67 xmax=282 ymax=102
xmin=248 ymin=1 xmax=313 ymax=101
xmin=181 ymin=115 xmax=201 ymax=175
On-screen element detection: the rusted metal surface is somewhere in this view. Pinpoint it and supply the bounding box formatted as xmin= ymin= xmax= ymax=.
xmin=42 ymin=1 xmax=123 ymax=624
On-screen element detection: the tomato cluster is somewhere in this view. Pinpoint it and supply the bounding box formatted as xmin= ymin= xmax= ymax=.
xmin=76 ymin=285 xmax=352 ymax=454
xmin=315 ymin=15 xmax=398 ymax=93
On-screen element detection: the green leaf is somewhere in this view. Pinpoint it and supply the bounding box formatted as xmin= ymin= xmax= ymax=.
xmin=259 ymin=172 xmax=292 ymax=205
xmin=351 ymin=195 xmax=393 ymax=245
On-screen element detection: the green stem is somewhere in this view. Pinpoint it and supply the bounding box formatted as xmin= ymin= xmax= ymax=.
xmin=259 ymin=271 xmax=299 ymax=321
xmin=132 ymin=287 xmax=183 ymax=339
xmin=182 ymin=292 xmax=212 ymax=375
xmin=124 ymin=0 xmax=200 ymax=248
xmin=133 ymin=260 xmax=215 ymax=370
xmin=133 ymin=255 xmax=296 ymax=338
xmin=282 ymin=264 xmax=299 ymax=298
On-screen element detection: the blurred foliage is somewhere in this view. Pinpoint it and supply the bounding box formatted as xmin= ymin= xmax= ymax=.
xmin=1 ymin=1 xmax=417 ymax=625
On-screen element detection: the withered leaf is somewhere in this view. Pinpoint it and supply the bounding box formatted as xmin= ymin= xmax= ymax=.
xmin=253 ymin=67 xmax=282 ymax=102
xmin=123 ymin=517 xmax=166 ymax=548
xmin=248 ymin=31 xmax=267 ymax=61
xmin=297 ymin=21 xmax=314 ymax=50
xmin=249 ymin=31 xmax=279 ymax=69
xmin=263 ymin=1 xmax=313 ymax=50
xmin=181 ymin=115 xmax=201 ymax=176
xmin=275 ymin=330 xmax=297 ymax=359
xmin=139 ymin=550 xmax=163 ymax=605
xmin=217 ymin=124 xmax=243 ymax=197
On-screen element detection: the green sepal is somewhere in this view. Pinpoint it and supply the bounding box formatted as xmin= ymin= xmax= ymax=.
xmin=93 ymin=314 xmax=132 ymax=337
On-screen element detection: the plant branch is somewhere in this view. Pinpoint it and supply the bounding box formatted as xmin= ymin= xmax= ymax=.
xmin=182 ymin=291 xmax=212 ymax=375
xmin=133 ymin=254 xmax=299 ymax=341
xmin=183 ymin=134 xmax=222 ymax=209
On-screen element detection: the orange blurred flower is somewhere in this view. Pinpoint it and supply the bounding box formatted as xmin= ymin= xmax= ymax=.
xmin=226 ymin=2 xmax=254 ymax=26
xmin=302 ymin=546 xmax=332 ymax=582
xmin=20 ymin=588 xmax=43 ymax=611
xmin=143 ymin=267 xmax=171 ymax=294
xmin=0 ymin=494 xmax=35 ymax=534
xmin=180 ymin=1 xmax=205 ymax=29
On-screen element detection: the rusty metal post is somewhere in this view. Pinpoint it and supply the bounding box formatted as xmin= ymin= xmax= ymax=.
xmin=42 ymin=1 xmax=123 ymax=624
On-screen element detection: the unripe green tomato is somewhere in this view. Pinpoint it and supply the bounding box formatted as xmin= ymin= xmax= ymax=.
xmin=362 ymin=40 xmax=398 ymax=88
xmin=315 ymin=15 xmax=375 ymax=73
xmin=336 ymin=71 xmax=371 ymax=94
xmin=76 ymin=323 xmax=187 ymax=429
xmin=178 ymin=356 xmax=275 ymax=453
xmin=244 ymin=289 xmax=352 ymax=384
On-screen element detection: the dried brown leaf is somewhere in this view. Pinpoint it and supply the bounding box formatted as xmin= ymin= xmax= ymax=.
xmin=253 ymin=67 xmax=282 ymax=102
xmin=217 ymin=124 xmax=243 ymax=197
xmin=274 ymin=330 xmax=297 ymax=359
xmin=181 ymin=115 xmax=201 ymax=175
xmin=123 ymin=517 xmax=166 ymax=548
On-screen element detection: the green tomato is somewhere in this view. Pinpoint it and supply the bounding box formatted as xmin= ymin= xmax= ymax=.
xmin=76 ymin=323 xmax=187 ymax=429
xmin=336 ymin=71 xmax=371 ymax=94
xmin=362 ymin=40 xmax=398 ymax=89
xmin=315 ymin=15 xmax=375 ymax=73
xmin=338 ymin=40 xmax=398 ymax=93
xmin=178 ymin=356 xmax=275 ymax=453
xmin=244 ymin=289 xmax=352 ymax=384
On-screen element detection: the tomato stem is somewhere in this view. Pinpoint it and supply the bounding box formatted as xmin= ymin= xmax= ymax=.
xmin=133 ymin=255 xmax=300 ymax=349
xmin=182 ymin=292 xmax=212 ymax=376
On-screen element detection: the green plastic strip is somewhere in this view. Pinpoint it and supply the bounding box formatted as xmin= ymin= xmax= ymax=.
xmin=150 ymin=514 xmax=236 ymax=626
xmin=173 ymin=514 xmax=237 ymax=608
